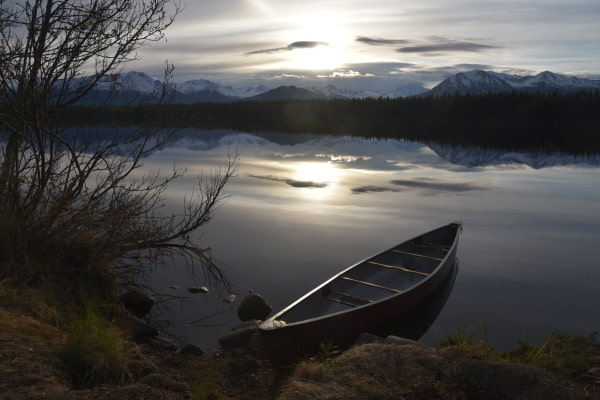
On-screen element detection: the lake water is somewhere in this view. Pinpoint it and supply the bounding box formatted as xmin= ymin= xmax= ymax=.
xmin=146 ymin=129 xmax=600 ymax=351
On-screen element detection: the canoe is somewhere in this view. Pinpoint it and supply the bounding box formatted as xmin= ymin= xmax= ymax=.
xmin=258 ymin=222 xmax=462 ymax=365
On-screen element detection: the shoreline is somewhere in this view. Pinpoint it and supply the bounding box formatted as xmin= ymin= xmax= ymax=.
xmin=1 ymin=285 xmax=598 ymax=400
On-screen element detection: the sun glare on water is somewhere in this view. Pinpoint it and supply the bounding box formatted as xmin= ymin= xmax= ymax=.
xmin=292 ymin=161 xmax=341 ymax=200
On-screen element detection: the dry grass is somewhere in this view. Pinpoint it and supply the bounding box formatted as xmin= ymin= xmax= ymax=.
xmin=279 ymin=343 xmax=444 ymax=400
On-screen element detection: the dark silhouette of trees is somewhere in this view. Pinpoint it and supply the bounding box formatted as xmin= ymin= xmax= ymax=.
xmin=67 ymin=91 xmax=600 ymax=154
xmin=0 ymin=0 xmax=236 ymax=298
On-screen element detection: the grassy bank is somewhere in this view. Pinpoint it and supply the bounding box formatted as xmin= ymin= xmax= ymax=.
xmin=1 ymin=282 xmax=598 ymax=399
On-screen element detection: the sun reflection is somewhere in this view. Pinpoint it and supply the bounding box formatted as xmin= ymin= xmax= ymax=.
xmin=292 ymin=161 xmax=340 ymax=199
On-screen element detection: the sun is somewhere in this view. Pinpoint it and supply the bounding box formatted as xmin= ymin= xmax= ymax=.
xmin=286 ymin=45 xmax=342 ymax=71
xmin=282 ymin=12 xmax=351 ymax=71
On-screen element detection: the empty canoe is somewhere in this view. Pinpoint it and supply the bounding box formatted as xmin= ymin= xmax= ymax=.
xmin=258 ymin=222 xmax=462 ymax=365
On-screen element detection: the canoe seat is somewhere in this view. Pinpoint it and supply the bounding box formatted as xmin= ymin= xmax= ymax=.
xmin=339 ymin=276 xmax=402 ymax=293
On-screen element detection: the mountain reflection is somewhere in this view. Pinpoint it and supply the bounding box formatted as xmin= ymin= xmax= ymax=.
xmin=170 ymin=129 xmax=600 ymax=170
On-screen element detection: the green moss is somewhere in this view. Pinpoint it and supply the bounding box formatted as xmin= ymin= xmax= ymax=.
xmin=62 ymin=305 xmax=132 ymax=388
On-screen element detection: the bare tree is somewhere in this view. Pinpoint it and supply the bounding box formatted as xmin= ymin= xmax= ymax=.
xmin=0 ymin=0 xmax=236 ymax=297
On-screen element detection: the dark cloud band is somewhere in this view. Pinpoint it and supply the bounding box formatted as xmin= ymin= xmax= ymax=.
xmin=356 ymin=35 xmax=500 ymax=54
xmin=356 ymin=36 xmax=410 ymax=46
xmin=246 ymin=41 xmax=329 ymax=55
xmin=397 ymin=42 xmax=500 ymax=53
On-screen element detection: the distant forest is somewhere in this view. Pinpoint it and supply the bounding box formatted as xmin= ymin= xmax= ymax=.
xmin=68 ymin=92 xmax=600 ymax=154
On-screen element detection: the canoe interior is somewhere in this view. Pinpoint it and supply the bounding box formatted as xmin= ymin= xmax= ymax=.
xmin=268 ymin=222 xmax=461 ymax=326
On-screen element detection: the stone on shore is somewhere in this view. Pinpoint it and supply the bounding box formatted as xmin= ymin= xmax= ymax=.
xmin=219 ymin=320 xmax=262 ymax=349
xmin=237 ymin=292 xmax=272 ymax=322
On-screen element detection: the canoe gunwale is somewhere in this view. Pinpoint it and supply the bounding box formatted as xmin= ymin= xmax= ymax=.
xmin=259 ymin=222 xmax=462 ymax=332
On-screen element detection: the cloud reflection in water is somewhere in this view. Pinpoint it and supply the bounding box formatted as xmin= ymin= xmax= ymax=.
xmin=249 ymin=174 xmax=329 ymax=189
xmin=390 ymin=178 xmax=485 ymax=194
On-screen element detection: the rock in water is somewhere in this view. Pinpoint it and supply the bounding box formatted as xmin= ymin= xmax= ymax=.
xmin=187 ymin=286 xmax=209 ymax=294
xmin=237 ymin=292 xmax=272 ymax=321
xmin=119 ymin=289 xmax=154 ymax=317
xmin=223 ymin=294 xmax=236 ymax=303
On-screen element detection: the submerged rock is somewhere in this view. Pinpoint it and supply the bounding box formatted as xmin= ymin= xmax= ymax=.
xmin=119 ymin=289 xmax=154 ymax=317
xmin=237 ymin=292 xmax=272 ymax=321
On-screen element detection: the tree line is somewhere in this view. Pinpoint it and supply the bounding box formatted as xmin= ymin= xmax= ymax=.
xmin=68 ymin=91 xmax=600 ymax=154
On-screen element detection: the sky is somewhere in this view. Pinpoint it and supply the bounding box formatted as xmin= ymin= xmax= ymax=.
xmin=137 ymin=0 xmax=600 ymax=89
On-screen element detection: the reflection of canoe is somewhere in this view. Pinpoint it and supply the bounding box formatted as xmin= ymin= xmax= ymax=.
xmin=370 ymin=258 xmax=458 ymax=340
xmin=259 ymin=222 xmax=462 ymax=365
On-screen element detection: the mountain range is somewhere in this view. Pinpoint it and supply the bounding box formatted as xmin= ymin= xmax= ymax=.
xmin=77 ymin=70 xmax=600 ymax=104
xmin=428 ymin=70 xmax=600 ymax=96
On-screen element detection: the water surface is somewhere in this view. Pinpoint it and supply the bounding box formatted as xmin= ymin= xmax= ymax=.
xmin=147 ymin=130 xmax=600 ymax=351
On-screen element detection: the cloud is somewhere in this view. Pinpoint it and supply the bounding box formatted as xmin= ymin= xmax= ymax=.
xmin=317 ymin=70 xmax=374 ymax=78
xmin=397 ymin=41 xmax=501 ymax=54
xmin=356 ymin=34 xmax=500 ymax=54
xmin=356 ymin=36 xmax=410 ymax=46
xmin=351 ymin=186 xmax=401 ymax=194
xmin=249 ymin=174 xmax=328 ymax=188
xmin=352 ymin=177 xmax=483 ymax=195
xmin=390 ymin=178 xmax=483 ymax=194
xmin=246 ymin=41 xmax=329 ymax=55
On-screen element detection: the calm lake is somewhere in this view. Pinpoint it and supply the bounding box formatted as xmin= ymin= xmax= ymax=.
xmin=147 ymin=129 xmax=600 ymax=351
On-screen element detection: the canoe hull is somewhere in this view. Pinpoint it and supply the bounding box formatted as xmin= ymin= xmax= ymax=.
xmin=259 ymin=222 xmax=461 ymax=366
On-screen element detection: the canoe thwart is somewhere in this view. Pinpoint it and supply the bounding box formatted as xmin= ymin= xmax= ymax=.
xmin=414 ymin=242 xmax=451 ymax=252
xmin=367 ymin=261 xmax=430 ymax=277
xmin=392 ymin=249 xmax=443 ymax=261
xmin=338 ymin=276 xmax=402 ymax=293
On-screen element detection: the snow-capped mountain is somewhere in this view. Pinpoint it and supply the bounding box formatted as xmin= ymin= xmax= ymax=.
xmin=247 ymin=85 xmax=325 ymax=101
xmin=80 ymin=71 xmax=428 ymax=103
xmin=173 ymin=79 xmax=269 ymax=99
xmin=309 ymin=82 xmax=427 ymax=99
xmin=93 ymin=71 xmax=164 ymax=93
xmin=428 ymin=70 xmax=600 ymax=96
